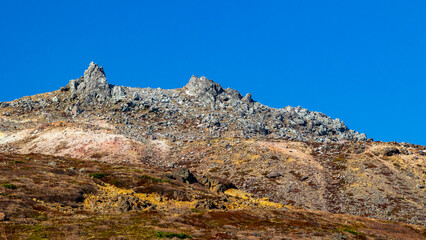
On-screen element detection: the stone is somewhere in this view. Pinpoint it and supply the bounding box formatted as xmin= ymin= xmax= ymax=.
xmin=60 ymin=86 xmax=69 ymax=92
xmin=118 ymin=199 xmax=132 ymax=212
xmin=175 ymin=168 xmax=197 ymax=184
xmin=133 ymin=92 xmax=140 ymax=100
xmin=184 ymin=76 xmax=224 ymax=97
xmin=71 ymin=105 xmax=82 ymax=116
xmin=242 ymin=93 xmax=254 ymax=103
xmin=382 ymin=147 xmax=400 ymax=156
xmin=68 ymin=78 xmax=83 ymax=93
xmin=112 ymin=86 xmax=126 ymax=101
xmin=0 ymin=212 xmax=7 ymax=221
xmin=301 ymin=176 xmax=309 ymax=181
xmin=266 ymin=171 xmax=281 ymax=178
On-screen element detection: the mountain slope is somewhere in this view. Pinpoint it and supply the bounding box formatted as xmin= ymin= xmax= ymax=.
xmin=0 ymin=62 xmax=424 ymax=239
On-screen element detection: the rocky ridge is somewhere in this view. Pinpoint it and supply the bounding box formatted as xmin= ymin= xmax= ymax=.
xmin=0 ymin=62 xmax=366 ymax=143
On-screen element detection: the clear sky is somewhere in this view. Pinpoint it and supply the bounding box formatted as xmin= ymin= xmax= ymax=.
xmin=0 ymin=1 xmax=425 ymax=145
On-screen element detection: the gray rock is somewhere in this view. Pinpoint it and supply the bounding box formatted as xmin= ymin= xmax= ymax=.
xmin=133 ymin=92 xmax=140 ymax=100
xmin=75 ymin=62 xmax=112 ymax=102
xmin=184 ymin=76 xmax=224 ymax=97
xmin=172 ymin=168 xmax=197 ymax=184
xmin=242 ymin=93 xmax=254 ymax=103
xmin=266 ymin=171 xmax=282 ymax=178
xmin=71 ymin=105 xmax=82 ymax=116
xmin=382 ymin=147 xmax=400 ymax=156
xmin=52 ymin=96 xmax=60 ymax=103
xmin=68 ymin=78 xmax=83 ymax=93
xmin=0 ymin=102 xmax=10 ymax=108
xmin=112 ymin=86 xmax=126 ymax=102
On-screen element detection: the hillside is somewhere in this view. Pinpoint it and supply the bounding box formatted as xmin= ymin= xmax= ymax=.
xmin=0 ymin=62 xmax=424 ymax=239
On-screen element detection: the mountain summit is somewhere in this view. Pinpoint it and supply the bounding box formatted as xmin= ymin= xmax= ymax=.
xmin=7 ymin=62 xmax=365 ymax=143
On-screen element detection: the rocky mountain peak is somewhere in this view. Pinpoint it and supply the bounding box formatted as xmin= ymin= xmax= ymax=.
xmin=84 ymin=61 xmax=106 ymax=83
xmin=184 ymin=75 xmax=225 ymax=98
xmin=69 ymin=62 xmax=111 ymax=102
xmin=1 ymin=62 xmax=367 ymax=143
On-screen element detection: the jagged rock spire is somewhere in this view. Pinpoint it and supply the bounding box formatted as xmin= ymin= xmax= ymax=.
xmin=84 ymin=61 xmax=106 ymax=83
xmin=69 ymin=62 xmax=112 ymax=102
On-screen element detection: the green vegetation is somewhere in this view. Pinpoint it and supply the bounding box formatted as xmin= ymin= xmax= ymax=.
xmin=3 ymin=183 xmax=18 ymax=189
xmin=88 ymin=173 xmax=107 ymax=179
xmin=32 ymin=213 xmax=48 ymax=221
xmin=140 ymin=175 xmax=170 ymax=183
xmin=341 ymin=226 xmax=361 ymax=235
xmin=156 ymin=231 xmax=192 ymax=239
xmin=334 ymin=157 xmax=346 ymax=162
xmin=190 ymin=208 xmax=204 ymax=213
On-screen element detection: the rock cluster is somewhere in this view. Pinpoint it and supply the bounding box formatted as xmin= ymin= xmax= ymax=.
xmin=168 ymin=168 xmax=234 ymax=193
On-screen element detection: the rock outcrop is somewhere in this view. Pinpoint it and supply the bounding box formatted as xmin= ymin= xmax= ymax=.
xmin=2 ymin=62 xmax=367 ymax=143
xmin=69 ymin=62 xmax=112 ymax=102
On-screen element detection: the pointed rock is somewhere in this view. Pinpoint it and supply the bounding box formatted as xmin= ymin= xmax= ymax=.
xmin=133 ymin=92 xmax=140 ymax=100
xmin=242 ymin=93 xmax=254 ymax=103
xmin=70 ymin=62 xmax=112 ymax=102
xmin=84 ymin=61 xmax=106 ymax=83
xmin=225 ymin=88 xmax=243 ymax=100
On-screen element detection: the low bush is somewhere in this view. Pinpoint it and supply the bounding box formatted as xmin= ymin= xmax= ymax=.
xmin=3 ymin=183 xmax=18 ymax=190
xmin=140 ymin=175 xmax=170 ymax=183
xmin=156 ymin=231 xmax=192 ymax=239
xmin=89 ymin=173 xmax=107 ymax=179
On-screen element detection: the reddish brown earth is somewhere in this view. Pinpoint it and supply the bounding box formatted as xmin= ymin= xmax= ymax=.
xmin=0 ymin=152 xmax=425 ymax=239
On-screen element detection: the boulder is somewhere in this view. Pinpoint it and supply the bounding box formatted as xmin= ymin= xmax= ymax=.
xmin=172 ymin=168 xmax=197 ymax=184
xmin=382 ymin=147 xmax=400 ymax=156
xmin=0 ymin=212 xmax=7 ymax=221
xmin=133 ymin=92 xmax=140 ymax=100
xmin=266 ymin=171 xmax=281 ymax=178
xmin=112 ymin=86 xmax=126 ymax=102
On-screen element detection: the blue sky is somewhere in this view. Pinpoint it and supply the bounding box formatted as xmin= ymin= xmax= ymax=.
xmin=0 ymin=1 xmax=425 ymax=145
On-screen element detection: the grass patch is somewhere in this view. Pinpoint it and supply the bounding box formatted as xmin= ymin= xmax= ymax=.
xmin=31 ymin=213 xmax=48 ymax=221
xmin=334 ymin=157 xmax=346 ymax=163
xmin=89 ymin=173 xmax=108 ymax=179
xmin=209 ymin=167 xmax=220 ymax=173
xmin=3 ymin=183 xmax=18 ymax=189
xmin=341 ymin=226 xmax=361 ymax=235
xmin=191 ymin=208 xmax=204 ymax=213
xmin=156 ymin=231 xmax=192 ymax=239
xmin=140 ymin=175 xmax=170 ymax=183
xmin=90 ymin=152 xmax=108 ymax=159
